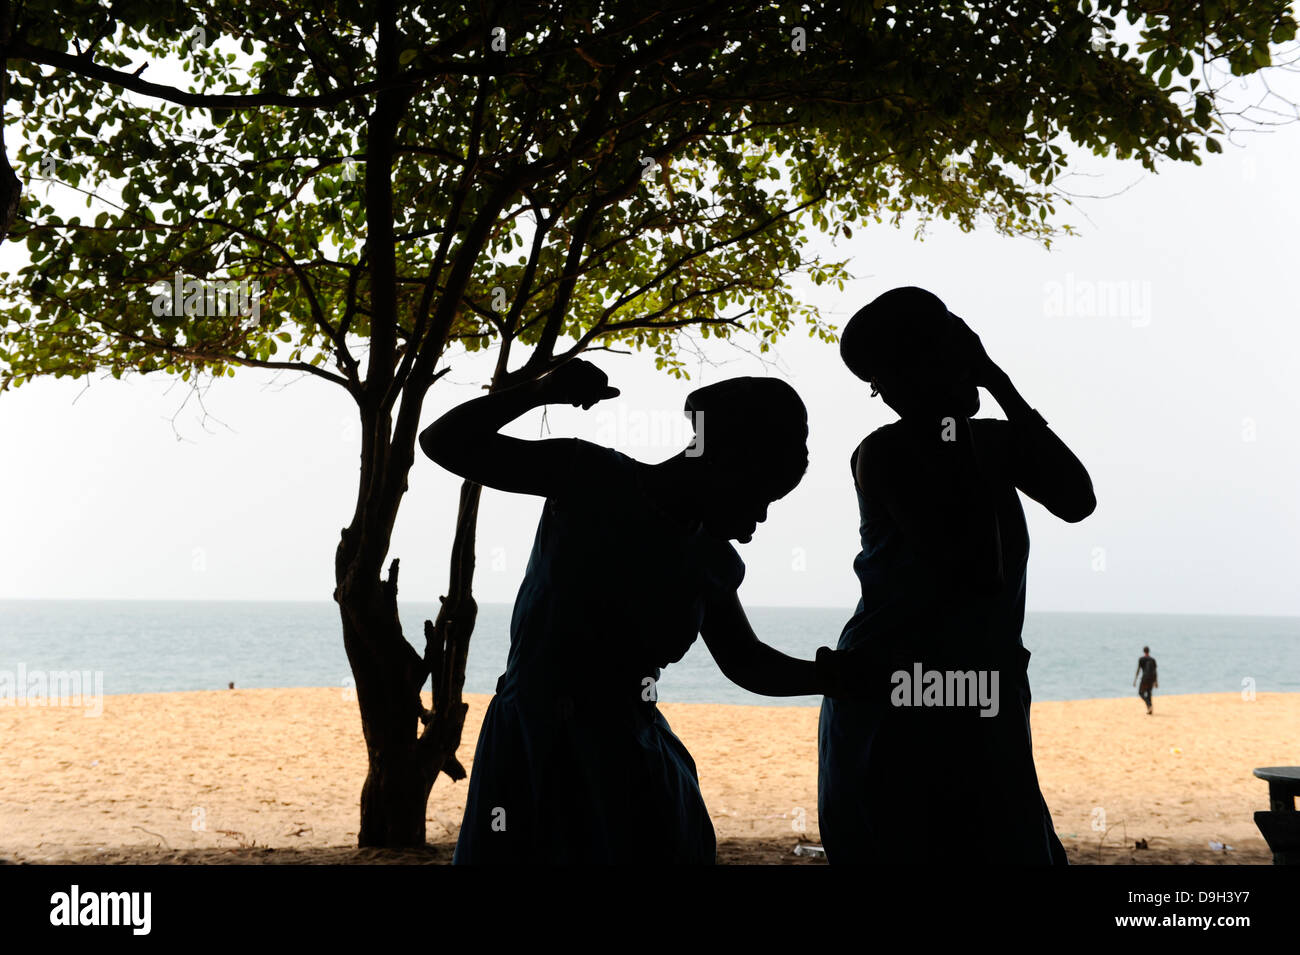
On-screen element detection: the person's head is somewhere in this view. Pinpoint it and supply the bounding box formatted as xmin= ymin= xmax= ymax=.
xmin=839 ymin=286 xmax=979 ymax=420
xmin=1143 ymin=646 xmax=1150 ymax=654
xmin=681 ymin=377 xmax=809 ymax=543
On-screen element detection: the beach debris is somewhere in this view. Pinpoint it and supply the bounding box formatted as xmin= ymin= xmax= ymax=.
xmin=1169 ymin=747 xmax=1182 ymax=755
xmin=132 ymin=825 xmax=170 ymax=848
xmin=89 ymin=760 xmax=99 ymax=767
xmin=793 ymin=843 xmax=826 ymax=858
xmin=216 ymin=829 xmax=258 ymax=849
xmin=1134 ymin=839 xmax=1148 ymax=850
xmin=1208 ymin=841 xmax=1234 ymax=851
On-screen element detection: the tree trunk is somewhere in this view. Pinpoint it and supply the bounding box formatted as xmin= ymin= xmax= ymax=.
xmin=417 ymin=478 xmax=482 ymax=829
xmin=335 ymin=473 xmax=482 ymax=849
xmin=335 ymin=550 xmax=428 ymax=848
xmin=2 ymin=12 xmax=23 ymax=245
xmin=0 ymin=147 xmax=18 ymax=242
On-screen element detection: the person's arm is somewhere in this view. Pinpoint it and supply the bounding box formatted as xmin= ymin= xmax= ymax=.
xmin=700 ymin=590 xmax=834 ymax=696
xmin=858 ymin=423 xmax=1005 ymax=596
xmin=418 ymin=359 xmax=619 ymax=497
xmin=949 ymin=315 xmax=1096 ymax=523
xmin=983 ymin=366 xmax=1097 ymax=523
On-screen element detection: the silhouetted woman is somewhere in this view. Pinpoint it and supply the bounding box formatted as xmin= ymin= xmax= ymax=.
xmin=421 ymin=359 xmax=847 ymax=864
xmin=818 ymin=287 xmax=1096 ymax=864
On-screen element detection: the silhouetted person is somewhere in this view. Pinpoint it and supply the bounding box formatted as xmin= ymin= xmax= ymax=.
xmin=818 ymin=287 xmax=1096 ymax=865
xmin=1134 ymin=646 xmax=1158 ymax=714
xmin=420 ymin=360 xmax=850 ymax=864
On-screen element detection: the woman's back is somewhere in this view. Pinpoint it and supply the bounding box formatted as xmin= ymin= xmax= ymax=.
xmin=838 ymin=419 xmax=1030 ymax=669
xmin=820 ymin=418 xmax=1066 ymax=864
xmin=455 ymin=439 xmax=743 ymax=864
xmin=499 ymin=439 xmax=744 ymax=705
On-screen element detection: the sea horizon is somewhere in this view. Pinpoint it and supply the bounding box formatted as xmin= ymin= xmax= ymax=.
xmin=3 ymin=597 xmax=1298 ymax=618
xmin=2 ymin=600 xmax=1297 ymax=704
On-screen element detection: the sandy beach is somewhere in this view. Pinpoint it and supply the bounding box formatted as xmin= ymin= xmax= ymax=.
xmin=1 ymin=688 xmax=1293 ymax=864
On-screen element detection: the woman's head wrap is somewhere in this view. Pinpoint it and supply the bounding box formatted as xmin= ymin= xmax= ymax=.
xmin=839 ymin=286 xmax=957 ymax=384
xmin=683 ymin=377 xmax=809 ymax=499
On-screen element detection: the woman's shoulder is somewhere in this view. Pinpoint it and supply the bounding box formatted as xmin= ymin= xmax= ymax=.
xmin=855 ymin=418 xmax=1007 ymax=462
xmin=857 ymin=422 xmax=905 ymax=452
xmin=969 ymin=416 xmax=1012 ymax=439
xmin=850 ymin=423 xmax=906 ymax=482
xmin=562 ymin=437 xmax=637 ymax=467
xmin=549 ymin=439 xmax=642 ymax=499
xmin=691 ymin=532 xmax=746 ymax=593
xmin=969 ymin=418 xmax=1015 ymax=484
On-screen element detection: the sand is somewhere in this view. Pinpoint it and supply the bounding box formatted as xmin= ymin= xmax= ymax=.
xmin=1 ymin=688 xmax=1294 ymax=864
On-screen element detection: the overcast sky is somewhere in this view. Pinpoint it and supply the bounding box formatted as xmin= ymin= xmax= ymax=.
xmin=3 ymin=67 xmax=1298 ymax=616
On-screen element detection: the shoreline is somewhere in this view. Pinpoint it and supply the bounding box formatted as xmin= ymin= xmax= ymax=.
xmin=2 ymin=688 xmax=1293 ymax=864
xmin=1 ymin=683 xmax=1284 ymax=705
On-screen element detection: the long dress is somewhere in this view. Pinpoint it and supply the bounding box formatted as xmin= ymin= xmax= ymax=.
xmin=453 ymin=439 xmax=745 ymax=864
xmin=817 ymin=419 xmax=1067 ymax=864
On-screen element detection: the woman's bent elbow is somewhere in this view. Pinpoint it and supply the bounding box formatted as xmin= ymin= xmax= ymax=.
xmin=418 ymin=425 xmax=453 ymax=466
xmin=1059 ymin=490 xmax=1096 ymax=523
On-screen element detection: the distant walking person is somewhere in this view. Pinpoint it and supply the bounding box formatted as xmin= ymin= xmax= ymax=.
xmin=819 ymin=286 xmax=1096 ymax=865
xmin=1134 ymin=647 xmax=1158 ymax=714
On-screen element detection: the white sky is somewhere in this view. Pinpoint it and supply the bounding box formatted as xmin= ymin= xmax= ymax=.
xmin=2 ymin=68 xmax=1298 ymax=616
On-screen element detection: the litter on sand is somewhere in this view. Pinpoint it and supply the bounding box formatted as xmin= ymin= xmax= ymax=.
xmin=793 ymin=843 xmax=826 ymax=858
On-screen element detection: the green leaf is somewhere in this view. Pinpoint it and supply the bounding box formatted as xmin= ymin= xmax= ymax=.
xmin=3 ymin=0 xmax=1274 ymax=440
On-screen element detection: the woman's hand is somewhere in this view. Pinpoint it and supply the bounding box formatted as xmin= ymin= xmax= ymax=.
xmin=535 ymin=358 xmax=620 ymax=409
xmin=948 ymin=314 xmax=998 ymax=388
xmin=420 ymin=357 xmax=619 ymax=497
xmin=817 ymin=643 xmax=893 ymax=700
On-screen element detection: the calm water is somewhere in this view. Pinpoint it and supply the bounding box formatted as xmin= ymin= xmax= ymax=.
xmin=0 ymin=601 xmax=1296 ymax=705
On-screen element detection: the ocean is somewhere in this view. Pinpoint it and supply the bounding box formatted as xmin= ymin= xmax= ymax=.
xmin=0 ymin=601 xmax=1296 ymax=705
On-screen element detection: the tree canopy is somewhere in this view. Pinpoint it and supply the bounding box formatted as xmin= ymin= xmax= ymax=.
xmin=4 ymin=0 xmax=1294 ymax=397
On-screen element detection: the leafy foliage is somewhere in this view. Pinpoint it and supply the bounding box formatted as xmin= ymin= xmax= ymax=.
xmin=1 ymin=0 xmax=1294 ymax=392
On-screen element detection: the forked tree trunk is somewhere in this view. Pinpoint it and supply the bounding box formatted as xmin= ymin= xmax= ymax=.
xmin=335 ymin=471 xmax=483 ymax=849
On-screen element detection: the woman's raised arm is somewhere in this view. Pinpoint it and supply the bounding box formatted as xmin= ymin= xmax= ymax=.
xmin=419 ymin=359 xmax=619 ymax=497
xmin=981 ymin=365 xmax=1097 ymax=523
xmin=952 ymin=316 xmax=1096 ymax=523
